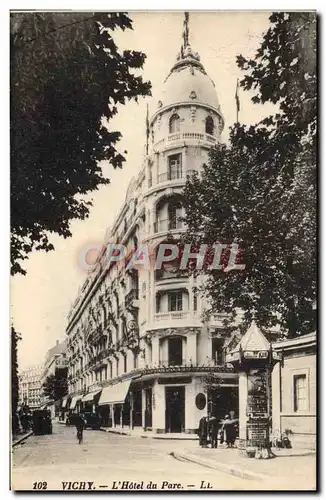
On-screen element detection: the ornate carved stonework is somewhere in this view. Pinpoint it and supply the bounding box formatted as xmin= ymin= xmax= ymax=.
xmin=158 ymin=100 xmax=163 ymax=108
xmin=190 ymin=106 xmax=196 ymax=122
xmin=189 ymin=90 xmax=197 ymax=100
xmin=146 ymin=327 xmax=200 ymax=338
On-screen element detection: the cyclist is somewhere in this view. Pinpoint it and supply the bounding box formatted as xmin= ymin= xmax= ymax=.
xmin=75 ymin=413 xmax=85 ymax=444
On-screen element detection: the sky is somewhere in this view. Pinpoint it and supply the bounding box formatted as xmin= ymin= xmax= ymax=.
xmin=11 ymin=11 xmax=276 ymax=370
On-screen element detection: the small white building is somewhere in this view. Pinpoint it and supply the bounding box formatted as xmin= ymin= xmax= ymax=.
xmin=272 ymin=332 xmax=316 ymax=449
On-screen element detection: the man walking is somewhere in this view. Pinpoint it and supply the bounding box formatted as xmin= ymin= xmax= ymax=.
xmin=75 ymin=413 xmax=85 ymax=444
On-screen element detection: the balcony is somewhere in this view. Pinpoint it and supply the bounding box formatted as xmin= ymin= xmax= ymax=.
xmin=157 ymin=170 xmax=183 ymax=184
xmin=153 ymin=218 xmax=185 ymax=233
xmin=153 ymin=310 xmax=202 ymax=329
xmin=154 ymin=132 xmax=217 ymax=150
xmin=132 ymin=362 xmax=234 ymax=376
xmin=154 ymin=311 xmax=190 ymax=322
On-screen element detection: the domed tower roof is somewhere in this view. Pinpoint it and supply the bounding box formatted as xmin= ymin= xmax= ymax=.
xmin=157 ymin=46 xmax=220 ymax=111
xmin=151 ymin=13 xmax=222 ymax=123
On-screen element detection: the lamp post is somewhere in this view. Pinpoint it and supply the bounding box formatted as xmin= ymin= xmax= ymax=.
xmin=226 ymin=321 xmax=281 ymax=459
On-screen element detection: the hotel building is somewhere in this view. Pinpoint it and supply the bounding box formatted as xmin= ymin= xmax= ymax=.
xmin=65 ymin=21 xmax=241 ymax=434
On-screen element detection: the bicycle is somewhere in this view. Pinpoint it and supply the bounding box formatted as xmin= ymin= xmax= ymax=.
xmin=77 ymin=428 xmax=83 ymax=444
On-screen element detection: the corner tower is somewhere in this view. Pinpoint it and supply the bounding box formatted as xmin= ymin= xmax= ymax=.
xmin=136 ymin=14 xmax=237 ymax=436
xmin=148 ymin=13 xmax=224 ymax=160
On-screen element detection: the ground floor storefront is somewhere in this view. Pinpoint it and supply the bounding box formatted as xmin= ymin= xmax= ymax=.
xmin=96 ymin=372 xmax=239 ymax=434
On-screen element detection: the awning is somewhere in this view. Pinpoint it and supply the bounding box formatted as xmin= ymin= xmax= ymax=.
xmin=61 ymin=396 xmax=68 ymax=409
xmin=98 ymin=380 xmax=131 ymax=406
xmin=69 ymin=395 xmax=82 ymax=410
xmin=81 ymin=390 xmax=102 ymax=403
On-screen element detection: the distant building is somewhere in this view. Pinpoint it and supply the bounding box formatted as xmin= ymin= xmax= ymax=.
xmin=272 ymin=332 xmax=316 ymax=449
xmin=18 ymin=365 xmax=43 ymax=409
xmin=41 ymin=340 xmax=68 ymax=409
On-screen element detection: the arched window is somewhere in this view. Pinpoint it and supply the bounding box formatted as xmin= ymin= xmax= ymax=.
xmin=205 ymin=116 xmax=214 ymax=135
xmin=169 ymin=114 xmax=180 ymax=133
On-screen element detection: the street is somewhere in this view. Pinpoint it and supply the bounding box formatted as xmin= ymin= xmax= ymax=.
xmin=12 ymin=422 xmax=251 ymax=491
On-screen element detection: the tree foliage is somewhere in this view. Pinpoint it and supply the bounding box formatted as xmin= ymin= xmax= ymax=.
xmin=42 ymin=369 xmax=68 ymax=401
xmin=11 ymin=12 xmax=151 ymax=275
xmin=183 ymin=12 xmax=316 ymax=338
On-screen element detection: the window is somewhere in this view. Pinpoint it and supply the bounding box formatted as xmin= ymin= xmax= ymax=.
xmin=168 ymin=201 xmax=183 ymax=229
xmin=168 ymin=337 xmax=183 ymax=366
xmin=205 ymin=116 xmax=214 ymax=135
xmin=133 ymin=352 xmax=138 ymax=369
xmin=168 ymin=154 xmax=182 ymax=180
xmin=123 ymin=354 xmax=127 ymax=373
xmin=156 ymin=294 xmax=161 ymax=313
xmin=212 ymin=337 xmax=224 ymax=365
xmin=294 ymin=374 xmax=308 ymax=412
xmin=116 ymin=359 xmax=119 ymax=377
xmin=168 ymin=291 xmax=183 ymax=312
xmin=169 ymin=114 xmax=180 ymax=133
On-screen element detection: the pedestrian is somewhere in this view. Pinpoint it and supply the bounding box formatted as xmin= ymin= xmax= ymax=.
xmin=207 ymin=415 xmax=218 ymax=448
xmin=222 ymin=414 xmax=237 ymax=447
xmin=198 ymin=415 xmax=208 ymax=447
xmin=75 ymin=413 xmax=85 ymax=444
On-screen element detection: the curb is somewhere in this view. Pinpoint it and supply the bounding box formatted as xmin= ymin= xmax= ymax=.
xmin=99 ymin=428 xmax=198 ymax=440
xmin=170 ymin=451 xmax=268 ymax=482
xmin=12 ymin=431 xmax=33 ymax=448
xmin=100 ymin=428 xmax=129 ymax=436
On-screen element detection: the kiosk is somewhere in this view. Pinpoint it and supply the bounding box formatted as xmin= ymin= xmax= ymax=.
xmin=226 ymin=321 xmax=281 ymax=458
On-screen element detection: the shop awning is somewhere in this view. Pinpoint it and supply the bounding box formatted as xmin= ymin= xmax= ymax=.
xmin=98 ymin=380 xmax=131 ymax=406
xmin=81 ymin=390 xmax=102 ymax=403
xmin=69 ymin=395 xmax=82 ymax=410
xmin=61 ymin=396 xmax=68 ymax=408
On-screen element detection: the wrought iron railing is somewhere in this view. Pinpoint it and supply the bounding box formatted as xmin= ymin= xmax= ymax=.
xmin=153 ymin=218 xmax=185 ymax=233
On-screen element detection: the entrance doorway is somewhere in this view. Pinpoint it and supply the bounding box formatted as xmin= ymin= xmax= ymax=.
xmin=132 ymin=389 xmax=142 ymax=427
xmin=165 ymin=386 xmax=185 ymax=433
xmin=144 ymin=387 xmax=152 ymax=429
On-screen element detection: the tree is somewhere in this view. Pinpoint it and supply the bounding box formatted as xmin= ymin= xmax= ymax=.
xmin=42 ymin=369 xmax=68 ymax=401
xmin=11 ymin=325 xmax=21 ymax=434
xmin=183 ymin=12 xmax=316 ymax=338
xmin=11 ymin=12 xmax=151 ymax=275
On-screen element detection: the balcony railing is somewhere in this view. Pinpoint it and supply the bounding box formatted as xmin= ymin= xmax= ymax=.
xmin=154 ymin=132 xmax=217 ymax=150
xmin=134 ymin=363 xmax=234 ymax=376
xmin=154 ymin=311 xmax=190 ymax=322
xmin=157 ymin=170 xmax=183 ymax=184
xmin=153 ymin=218 xmax=185 ymax=233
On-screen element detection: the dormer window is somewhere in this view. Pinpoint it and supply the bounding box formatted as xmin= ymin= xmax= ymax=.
xmin=169 ymin=114 xmax=180 ymax=133
xmin=205 ymin=116 xmax=214 ymax=135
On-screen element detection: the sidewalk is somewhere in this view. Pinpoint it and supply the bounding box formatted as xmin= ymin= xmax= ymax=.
xmin=99 ymin=426 xmax=198 ymax=440
xmin=171 ymin=445 xmax=316 ymax=489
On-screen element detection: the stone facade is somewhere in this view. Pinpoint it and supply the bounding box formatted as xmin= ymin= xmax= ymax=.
xmin=18 ymin=365 xmax=43 ymax=409
xmin=271 ymin=332 xmax=316 ymax=449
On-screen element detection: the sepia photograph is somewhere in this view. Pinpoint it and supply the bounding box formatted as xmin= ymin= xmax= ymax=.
xmin=10 ymin=9 xmax=317 ymax=492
